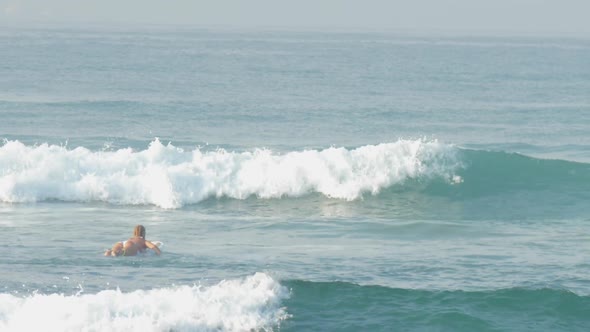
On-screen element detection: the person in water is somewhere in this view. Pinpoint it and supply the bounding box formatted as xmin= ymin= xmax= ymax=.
xmin=104 ymin=225 xmax=161 ymax=256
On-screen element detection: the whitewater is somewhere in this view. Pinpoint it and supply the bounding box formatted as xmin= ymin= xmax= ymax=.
xmin=1 ymin=26 xmax=590 ymax=331
xmin=0 ymin=139 xmax=461 ymax=208
xmin=0 ymin=273 xmax=289 ymax=332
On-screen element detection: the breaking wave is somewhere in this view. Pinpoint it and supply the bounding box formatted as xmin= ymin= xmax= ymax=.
xmin=0 ymin=139 xmax=460 ymax=208
xmin=0 ymin=273 xmax=288 ymax=332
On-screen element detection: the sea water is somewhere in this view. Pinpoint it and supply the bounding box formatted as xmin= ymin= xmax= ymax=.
xmin=1 ymin=25 xmax=590 ymax=331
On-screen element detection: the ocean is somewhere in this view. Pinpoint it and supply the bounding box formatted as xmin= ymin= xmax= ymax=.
xmin=1 ymin=25 xmax=590 ymax=331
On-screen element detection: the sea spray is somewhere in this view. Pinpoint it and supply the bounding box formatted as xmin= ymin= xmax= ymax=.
xmin=0 ymin=139 xmax=461 ymax=208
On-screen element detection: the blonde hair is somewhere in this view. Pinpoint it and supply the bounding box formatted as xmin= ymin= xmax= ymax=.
xmin=133 ymin=225 xmax=146 ymax=238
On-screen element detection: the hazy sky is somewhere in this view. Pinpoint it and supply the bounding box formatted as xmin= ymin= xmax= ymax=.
xmin=2 ymin=0 xmax=590 ymax=35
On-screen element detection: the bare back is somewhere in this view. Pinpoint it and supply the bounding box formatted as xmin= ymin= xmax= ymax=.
xmin=122 ymin=236 xmax=161 ymax=256
xmin=104 ymin=224 xmax=161 ymax=257
xmin=122 ymin=237 xmax=147 ymax=256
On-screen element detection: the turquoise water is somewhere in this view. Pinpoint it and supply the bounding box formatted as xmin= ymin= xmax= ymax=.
xmin=1 ymin=26 xmax=590 ymax=331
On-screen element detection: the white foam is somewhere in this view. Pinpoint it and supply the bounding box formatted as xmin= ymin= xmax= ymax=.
xmin=0 ymin=139 xmax=461 ymax=208
xmin=0 ymin=272 xmax=289 ymax=332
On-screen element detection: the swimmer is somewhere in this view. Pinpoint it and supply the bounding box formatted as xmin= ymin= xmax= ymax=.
xmin=104 ymin=225 xmax=161 ymax=256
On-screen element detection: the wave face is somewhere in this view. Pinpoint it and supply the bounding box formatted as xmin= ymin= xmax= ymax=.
xmin=406 ymin=149 xmax=590 ymax=198
xmin=282 ymin=280 xmax=590 ymax=332
xmin=0 ymin=273 xmax=288 ymax=332
xmin=0 ymin=139 xmax=460 ymax=208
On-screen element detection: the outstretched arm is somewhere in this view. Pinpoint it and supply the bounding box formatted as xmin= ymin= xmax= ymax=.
xmin=145 ymin=241 xmax=161 ymax=255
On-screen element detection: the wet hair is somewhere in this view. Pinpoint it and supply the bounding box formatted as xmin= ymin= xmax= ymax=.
xmin=133 ymin=225 xmax=146 ymax=238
